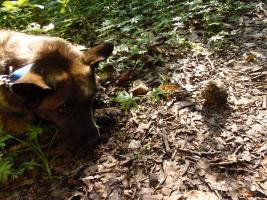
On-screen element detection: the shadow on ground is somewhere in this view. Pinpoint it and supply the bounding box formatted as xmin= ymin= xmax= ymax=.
xmin=200 ymin=103 xmax=233 ymax=151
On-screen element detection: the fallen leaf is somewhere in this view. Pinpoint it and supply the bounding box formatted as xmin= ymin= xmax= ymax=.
xmin=131 ymin=82 xmax=150 ymax=96
xmin=136 ymin=122 xmax=151 ymax=133
xmin=160 ymin=84 xmax=181 ymax=91
xmin=244 ymin=52 xmax=257 ymax=62
xmin=142 ymin=194 xmax=163 ymax=200
xmin=128 ymin=140 xmax=141 ymax=149
xmin=184 ymin=190 xmax=220 ymax=200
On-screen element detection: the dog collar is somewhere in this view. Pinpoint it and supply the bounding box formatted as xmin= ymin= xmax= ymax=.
xmin=10 ymin=64 xmax=32 ymax=81
xmin=0 ymin=64 xmax=32 ymax=87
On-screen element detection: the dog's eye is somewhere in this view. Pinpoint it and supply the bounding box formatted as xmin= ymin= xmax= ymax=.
xmin=57 ymin=103 xmax=70 ymax=115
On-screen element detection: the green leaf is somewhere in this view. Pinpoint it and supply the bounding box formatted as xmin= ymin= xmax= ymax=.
xmin=2 ymin=1 xmax=19 ymax=10
xmin=2 ymin=0 xmax=28 ymax=10
xmin=15 ymin=160 xmax=38 ymax=176
xmin=17 ymin=0 xmax=29 ymax=6
xmin=0 ymin=160 xmax=13 ymax=184
xmin=26 ymin=126 xmax=43 ymax=141
xmin=115 ymin=91 xmax=137 ymax=111
xmin=149 ymin=87 xmax=167 ymax=101
xmin=0 ymin=135 xmax=12 ymax=148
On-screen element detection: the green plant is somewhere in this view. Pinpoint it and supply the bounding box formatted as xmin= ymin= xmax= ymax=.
xmin=133 ymin=151 xmax=143 ymax=160
xmin=12 ymin=160 xmax=38 ymax=179
xmin=0 ymin=134 xmax=12 ymax=148
xmin=149 ymin=87 xmax=167 ymax=101
xmin=25 ymin=126 xmax=51 ymax=178
xmin=2 ymin=0 xmax=31 ymax=11
xmin=0 ymin=0 xmax=258 ymax=67
xmin=0 ymin=160 xmax=13 ymax=184
xmin=115 ymin=91 xmax=137 ymax=111
xmin=0 ymin=157 xmax=38 ymax=184
xmin=0 ymin=125 xmax=52 ymax=184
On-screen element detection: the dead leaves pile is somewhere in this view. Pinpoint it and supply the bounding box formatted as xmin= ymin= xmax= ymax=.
xmin=75 ymin=7 xmax=267 ymax=200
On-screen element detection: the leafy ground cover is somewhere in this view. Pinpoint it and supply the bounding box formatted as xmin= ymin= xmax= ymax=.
xmin=0 ymin=0 xmax=266 ymax=199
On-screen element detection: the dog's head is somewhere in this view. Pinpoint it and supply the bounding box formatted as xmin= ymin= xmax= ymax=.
xmin=11 ymin=42 xmax=113 ymax=144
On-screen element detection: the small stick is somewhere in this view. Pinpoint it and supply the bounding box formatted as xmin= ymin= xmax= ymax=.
xmin=161 ymin=130 xmax=171 ymax=153
xmin=219 ymin=167 xmax=255 ymax=174
xmin=263 ymin=95 xmax=267 ymax=109
xmin=104 ymin=186 xmax=114 ymax=200
xmin=206 ymin=182 xmax=223 ymax=200
xmin=206 ymin=56 xmax=215 ymax=71
xmin=141 ymin=125 xmax=154 ymax=142
xmin=225 ymin=136 xmax=235 ymax=143
xmin=180 ymin=160 xmax=190 ymax=176
xmin=185 ymin=156 xmax=198 ymax=162
xmin=234 ymin=144 xmax=244 ymax=154
xmin=163 ymin=115 xmax=176 ymax=121
xmin=198 ymin=151 xmax=222 ymax=155
xmin=210 ymin=160 xmax=246 ymax=166
xmin=178 ymin=148 xmax=221 ymax=156
xmin=171 ymin=149 xmax=178 ymax=160
xmin=252 ymin=73 xmax=266 ymax=81
xmin=179 ymin=149 xmax=201 ymax=156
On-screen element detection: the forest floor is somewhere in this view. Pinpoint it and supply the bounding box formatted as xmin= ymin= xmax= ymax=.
xmin=1 ymin=3 xmax=267 ymax=200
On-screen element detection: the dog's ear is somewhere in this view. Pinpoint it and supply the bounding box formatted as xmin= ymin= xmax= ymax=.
xmin=82 ymin=42 xmax=113 ymax=67
xmin=11 ymin=73 xmax=53 ymax=107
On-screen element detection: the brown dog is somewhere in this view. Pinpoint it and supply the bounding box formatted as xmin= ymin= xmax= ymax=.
xmin=0 ymin=30 xmax=113 ymax=144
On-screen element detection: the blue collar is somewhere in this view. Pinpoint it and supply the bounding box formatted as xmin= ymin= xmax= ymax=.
xmin=10 ymin=63 xmax=33 ymax=82
xmin=0 ymin=64 xmax=32 ymax=88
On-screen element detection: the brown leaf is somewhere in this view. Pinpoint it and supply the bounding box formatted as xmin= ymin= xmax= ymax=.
xmin=136 ymin=122 xmax=151 ymax=133
xmin=196 ymin=158 xmax=209 ymax=177
xmin=244 ymin=52 xmax=257 ymax=62
xmin=184 ymin=190 xmax=220 ymax=200
xmin=160 ymin=84 xmax=181 ymax=91
xmin=142 ymin=194 xmax=163 ymax=200
xmin=116 ymin=70 xmax=132 ymax=85
xmin=131 ymin=82 xmax=150 ymax=96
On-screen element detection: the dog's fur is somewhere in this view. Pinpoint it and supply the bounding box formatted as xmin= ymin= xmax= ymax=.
xmin=0 ymin=30 xmax=113 ymax=143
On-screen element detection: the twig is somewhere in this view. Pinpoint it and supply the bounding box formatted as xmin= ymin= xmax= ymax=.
xmin=104 ymin=186 xmax=114 ymax=200
xmin=225 ymin=136 xmax=235 ymax=143
xmin=180 ymin=160 xmax=190 ymax=176
xmin=206 ymin=56 xmax=215 ymax=71
xmin=131 ymin=188 xmax=137 ymax=200
xmin=198 ymin=151 xmax=222 ymax=156
xmin=149 ymin=163 xmax=157 ymax=174
xmin=141 ymin=125 xmax=154 ymax=142
xmin=184 ymin=156 xmax=198 ymax=162
xmin=171 ymin=149 xmax=178 ymax=160
xmin=194 ymin=53 xmax=199 ymax=63
xmin=140 ymin=177 xmax=149 ymax=183
xmin=263 ymin=95 xmax=267 ymax=109
xmin=234 ymin=144 xmax=244 ymax=154
xmin=219 ymin=167 xmax=255 ymax=174
xmin=252 ymin=73 xmax=266 ymax=81
xmin=160 ymin=130 xmax=171 ymax=153
xmin=210 ymin=160 xmax=247 ymax=166
xmin=178 ymin=149 xmax=201 ymax=156
xmin=177 ymin=148 xmax=222 ymax=157
xmin=198 ymin=171 xmax=223 ymax=200
xmin=206 ymin=182 xmax=223 ymax=200
xmin=163 ymin=115 xmax=176 ymax=121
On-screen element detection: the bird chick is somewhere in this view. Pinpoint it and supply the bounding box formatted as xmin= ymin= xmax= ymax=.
xmin=201 ymin=81 xmax=228 ymax=105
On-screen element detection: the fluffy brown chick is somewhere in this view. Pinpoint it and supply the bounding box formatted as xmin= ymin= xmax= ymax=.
xmin=201 ymin=81 xmax=228 ymax=105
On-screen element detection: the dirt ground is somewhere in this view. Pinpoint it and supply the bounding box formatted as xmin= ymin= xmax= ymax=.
xmin=0 ymin=4 xmax=266 ymax=200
